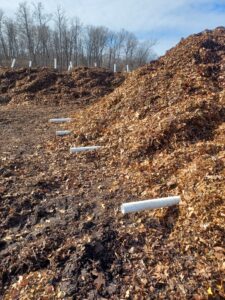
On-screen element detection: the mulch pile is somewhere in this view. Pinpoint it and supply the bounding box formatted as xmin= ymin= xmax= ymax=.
xmin=0 ymin=27 xmax=224 ymax=299
xmin=0 ymin=67 xmax=125 ymax=106
xmin=66 ymin=27 xmax=225 ymax=298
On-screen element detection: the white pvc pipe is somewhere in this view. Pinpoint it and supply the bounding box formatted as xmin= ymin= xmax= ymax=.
xmin=54 ymin=58 xmax=57 ymax=69
xmin=56 ymin=130 xmax=71 ymax=136
xmin=126 ymin=64 xmax=130 ymax=72
xmin=29 ymin=60 xmax=32 ymax=68
xmin=94 ymin=62 xmax=97 ymax=67
xmin=121 ymin=196 xmax=180 ymax=214
xmin=114 ymin=63 xmax=117 ymax=73
xmin=11 ymin=58 xmax=16 ymax=68
xmin=68 ymin=61 xmax=73 ymax=71
xmin=49 ymin=118 xmax=72 ymax=123
xmin=70 ymin=146 xmax=101 ymax=153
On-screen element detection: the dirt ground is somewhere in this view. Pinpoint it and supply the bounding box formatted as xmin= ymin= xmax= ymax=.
xmin=0 ymin=104 xmax=76 ymax=154
xmin=0 ymin=103 xmax=136 ymax=299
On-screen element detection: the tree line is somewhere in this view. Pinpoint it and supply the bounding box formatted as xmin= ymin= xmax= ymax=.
xmin=0 ymin=2 xmax=156 ymax=71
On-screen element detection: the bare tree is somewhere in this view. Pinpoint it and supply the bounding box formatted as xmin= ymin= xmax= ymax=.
xmin=85 ymin=26 xmax=109 ymax=67
xmin=0 ymin=1 xmax=156 ymax=70
xmin=33 ymin=2 xmax=51 ymax=65
xmin=54 ymin=6 xmax=67 ymax=70
xmin=17 ymin=2 xmax=36 ymax=62
xmin=0 ymin=9 xmax=8 ymax=63
xmin=4 ymin=17 xmax=19 ymax=59
xmin=67 ymin=18 xmax=81 ymax=66
xmin=133 ymin=41 xmax=157 ymax=67
xmin=123 ymin=30 xmax=138 ymax=66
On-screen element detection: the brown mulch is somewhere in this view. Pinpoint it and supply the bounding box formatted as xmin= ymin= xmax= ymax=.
xmin=0 ymin=27 xmax=225 ymax=299
xmin=0 ymin=67 xmax=125 ymax=106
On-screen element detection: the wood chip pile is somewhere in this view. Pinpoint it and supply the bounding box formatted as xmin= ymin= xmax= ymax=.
xmin=0 ymin=27 xmax=224 ymax=299
xmin=0 ymin=67 xmax=125 ymax=106
xmin=65 ymin=27 xmax=225 ymax=298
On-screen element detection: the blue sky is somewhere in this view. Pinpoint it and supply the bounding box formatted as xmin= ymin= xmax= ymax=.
xmin=1 ymin=0 xmax=225 ymax=55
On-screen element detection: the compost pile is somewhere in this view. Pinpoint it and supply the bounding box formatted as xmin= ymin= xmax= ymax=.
xmin=0 ymin=28 xmax=224 ymax=299
xmin=0 ymin=67 xmax=124 ymax=106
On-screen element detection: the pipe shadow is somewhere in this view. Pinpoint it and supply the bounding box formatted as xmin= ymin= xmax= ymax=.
xmin=159 ymin=205 xmax=180 ymax=236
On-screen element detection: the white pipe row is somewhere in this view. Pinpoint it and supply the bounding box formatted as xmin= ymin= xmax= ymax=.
xmin=70 ymin=146 xmax=101 ymax=153
xmin=49 ymin=118 xmax=72 ymax=123
xmin=56 ymin=130 xmax=71 ymax=136
xmin=121 ymin=196 xmax=180 ymax=214
xmin=9 ymin=59 xmax=129 ymax=73
xmin=48 ymin=119 xmax=180 ymax=217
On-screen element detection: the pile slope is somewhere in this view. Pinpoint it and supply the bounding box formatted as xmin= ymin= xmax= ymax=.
xmin=66 ymin=27 xmax=225 ymax=297
xmin=1 ymin=28 xmax=224 ymax=299
xmin=0 ymin=67 xmax=124 ymax=106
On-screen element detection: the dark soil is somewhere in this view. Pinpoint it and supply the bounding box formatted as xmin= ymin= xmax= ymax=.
xmin=0 ymin=104 xmax=140 ymax=300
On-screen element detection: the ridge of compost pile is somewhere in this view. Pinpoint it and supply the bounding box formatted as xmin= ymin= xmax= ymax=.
xmin=0 ymin=66 xmax=125 ymax=106
xmin=0 ymin=27 xmax=224 ymax=299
